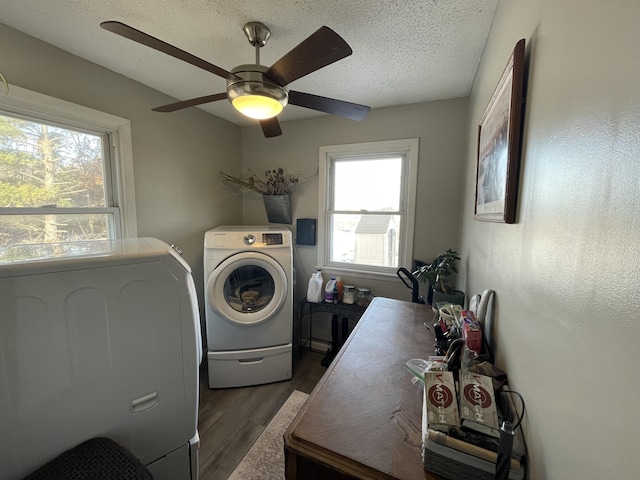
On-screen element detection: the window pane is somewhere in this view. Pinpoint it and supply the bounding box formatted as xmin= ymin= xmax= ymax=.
xmin=0 ymin=240 xmax=116 ymax=262
xmin=334 ymin=157 xmax=402 ymax=211
xmin=330 ymin=213 xmax=401 ymax=268
xmin=0 ymin=113 xmax=107 ymax=209
xmin=0 ymin=213 xmax=112 ymax=247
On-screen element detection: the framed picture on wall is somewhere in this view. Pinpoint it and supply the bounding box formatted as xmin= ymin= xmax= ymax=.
xmin=474 ymin=38 xmax=526 ymax=224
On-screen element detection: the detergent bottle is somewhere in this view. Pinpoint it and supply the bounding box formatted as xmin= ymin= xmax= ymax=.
xmin=306 ymin=270 xmax=324 ymax=303
xmin=336 ymin=276 xmax=344 ymax=302
xmin=324 ymin=277 xmax=337 ymax=303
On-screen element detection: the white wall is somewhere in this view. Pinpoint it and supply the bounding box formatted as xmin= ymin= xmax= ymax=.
xmin=240 ymin=99 xmax=469 ymax=337
xmin=0 ymin=23 xmax=243 ymax=314
xmin=460 ymin=1 xmax=640 ymax=479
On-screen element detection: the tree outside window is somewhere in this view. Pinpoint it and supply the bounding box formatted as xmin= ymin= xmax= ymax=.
xmin=0 ymin=113 xmax=112 ymax=247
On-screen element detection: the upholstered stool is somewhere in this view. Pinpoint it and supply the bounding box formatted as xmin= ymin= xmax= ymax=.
xmin=24 ymin=437 xmax=152 ymax=480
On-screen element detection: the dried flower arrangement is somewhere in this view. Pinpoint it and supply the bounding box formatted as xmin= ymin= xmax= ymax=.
xmin=220 ymin=168 xmax=304 ymax=195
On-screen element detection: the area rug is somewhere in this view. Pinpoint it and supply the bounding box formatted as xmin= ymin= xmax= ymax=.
xmin=228 ymin=390 xmax=309 ymax=480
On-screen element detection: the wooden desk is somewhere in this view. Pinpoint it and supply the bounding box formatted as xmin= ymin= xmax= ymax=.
xmin=285 ymin=297 xmax=443 ymax=480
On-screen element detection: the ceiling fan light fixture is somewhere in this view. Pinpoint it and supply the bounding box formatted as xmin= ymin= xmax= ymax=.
xmin=231 ymin=94 xmax=283 ymax=120
xmin=227 ymin=65 xmax=288 ymax=120
xmin=228 ymin=83 xmax=287 ymax=119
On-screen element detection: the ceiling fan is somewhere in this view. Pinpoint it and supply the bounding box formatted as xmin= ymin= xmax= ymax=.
xmin=100 ymin=20 xmax=370 ymax=138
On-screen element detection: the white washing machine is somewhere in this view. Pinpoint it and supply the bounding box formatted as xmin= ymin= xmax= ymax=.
xmin=204 ymin=225 xmax=293 ymax=388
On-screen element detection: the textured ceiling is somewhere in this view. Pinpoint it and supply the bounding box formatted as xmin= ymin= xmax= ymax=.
xmin=0 ymin=0 xmax=498 ymax=126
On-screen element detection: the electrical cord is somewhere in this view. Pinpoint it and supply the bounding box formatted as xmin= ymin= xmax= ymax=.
xmin=502 ymin=388 xmax=526 ymax=429
xmin=495 ymin=389 xmax=525 ymax=480
xmin=292 ymin=242 xmax=309 ymax=285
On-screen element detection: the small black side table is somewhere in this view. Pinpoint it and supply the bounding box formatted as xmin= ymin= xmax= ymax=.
xmin=299 ymin=298 xmax=367 ymax=366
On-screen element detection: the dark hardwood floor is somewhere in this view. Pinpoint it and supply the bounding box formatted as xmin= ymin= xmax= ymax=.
xmin=197 ymin=350 xmax=326 ymax=479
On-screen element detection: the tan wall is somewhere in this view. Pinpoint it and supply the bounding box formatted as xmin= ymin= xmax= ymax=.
xmin=0 ymin=23 xmax=242 ymax=315
xmin=460 ymin=1 xmax=640 ymax=478
xmin=240 ymin=99 xmax=469 ymax=338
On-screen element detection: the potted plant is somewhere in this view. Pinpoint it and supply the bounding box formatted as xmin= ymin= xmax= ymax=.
xmin=220 ymin=168 xmax=305 ymax=224
xmin=413 ymin=248 xmax=465 ymax=308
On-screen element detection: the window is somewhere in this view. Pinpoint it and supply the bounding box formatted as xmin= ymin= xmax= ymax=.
xmin=318 ymin=138 xmax=419 ymax=276
xmin=0 ymin=85 xmax=136 ymax=249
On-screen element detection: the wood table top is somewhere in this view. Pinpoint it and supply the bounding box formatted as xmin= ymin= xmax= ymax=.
xmin=285 ymin=297 xmax=443 ymax=480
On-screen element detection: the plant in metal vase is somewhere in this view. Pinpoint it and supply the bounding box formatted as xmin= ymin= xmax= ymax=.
xmin=220 ymin=168 xmax=305 ymax=224
xmin=413 ymin=249 xmax=465 ymax=308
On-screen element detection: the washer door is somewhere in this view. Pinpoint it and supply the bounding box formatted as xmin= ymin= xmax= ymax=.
xmin=207 ymin=251 xmax=287 ymax=325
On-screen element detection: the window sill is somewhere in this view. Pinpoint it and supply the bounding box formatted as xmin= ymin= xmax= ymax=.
xmin=315 ymin=265 xmax=402 ymax=284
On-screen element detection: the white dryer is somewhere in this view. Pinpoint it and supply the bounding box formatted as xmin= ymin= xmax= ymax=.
xmin=204 ymin=225 xmax=293 ymax=388
xmin=0 ymin=238 xmax=201 ymax=480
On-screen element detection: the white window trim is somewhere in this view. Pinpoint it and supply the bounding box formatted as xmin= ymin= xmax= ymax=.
xmin=0 ymin=85 xmax=137 ymax=238
xmin=318 ymin=138 xmax=419 ymax=279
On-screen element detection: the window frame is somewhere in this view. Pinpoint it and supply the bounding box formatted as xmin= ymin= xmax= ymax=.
xmin=317 ymin=138 xmax=419 ymax=278
xmin=0 ymin=85 xmax=137 ymax=241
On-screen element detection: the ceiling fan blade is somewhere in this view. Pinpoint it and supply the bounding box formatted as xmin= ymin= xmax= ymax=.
xmin=100 ymin=21 xmax=237 ymax=80
xmin=264 ymin=26 xmax=352 ymax=86
xmin=289 ymin=91 xmax=370 ymax=121
xmin=152 ymin=93 xmax=227 ymax=113
xmin=260 ymin=117 xmax=283 ymax=138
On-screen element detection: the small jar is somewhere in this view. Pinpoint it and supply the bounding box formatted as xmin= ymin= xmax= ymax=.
xmin=343 ymin=285 xmax=355 ymax=304
xmin=356 ymin=287 xmax=372 ymax=307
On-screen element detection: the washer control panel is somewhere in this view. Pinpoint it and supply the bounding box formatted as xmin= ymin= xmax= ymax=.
xmin=205 ymin=229 xmax=290 ymax=249
xmin=262 ymin=233 xmax=283 ymax=245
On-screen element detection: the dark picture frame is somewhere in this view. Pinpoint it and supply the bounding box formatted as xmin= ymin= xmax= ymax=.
xmin=474 ymin=38 xmax=526 ymax=224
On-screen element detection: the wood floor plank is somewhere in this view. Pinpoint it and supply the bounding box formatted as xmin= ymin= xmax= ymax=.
xmin=197 ymin=350 xmax=326 ymax=479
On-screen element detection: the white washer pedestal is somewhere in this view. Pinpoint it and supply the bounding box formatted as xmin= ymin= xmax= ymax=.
xmin=207 ymin=344 xmax=292 ymax=388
